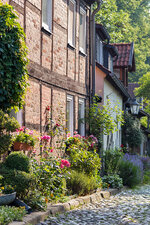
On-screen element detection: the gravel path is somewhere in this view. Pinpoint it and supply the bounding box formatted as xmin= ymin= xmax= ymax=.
xmin=39 ymin=185 xmax=150 ymax=225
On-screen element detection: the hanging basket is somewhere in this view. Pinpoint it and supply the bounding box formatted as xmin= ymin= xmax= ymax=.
xmin=13 ymin=142 xmax=33 ymax=151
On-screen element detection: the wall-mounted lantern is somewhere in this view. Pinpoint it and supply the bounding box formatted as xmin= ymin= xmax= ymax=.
xmin=130 ymin=98 xmax=140 ymax=115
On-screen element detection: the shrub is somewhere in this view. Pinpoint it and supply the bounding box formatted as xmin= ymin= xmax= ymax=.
xmin=68 ymin=146 xmax=101 ymax=177
xmin=102 ymin=174 xmax=123 ymax=189
xmin=140 ymin=156 xmax=150 ymax=171
xmin=0 ymin=166 xmax=35 ymax=198
xmin=0 ymin=206 xmax=26 ymax=225
xmin=66 ymin=170 xmax=99 ymax=196
xmin=103 ymin=148 xmax=124 ymax=175
xmin=118 ymin=160 xmax=142 ymax=188
xmin=32 ymin=157 xmax=67 ymax=200
xmin=143 ymin=170 xmax=150 ymax=184
xmin=0 ymin=110 xmax=20 ymax=155
xmin=123 ymin=154 xmax=143 ymax=175
xmin=4 ymin=152 xmax=31 ymax=173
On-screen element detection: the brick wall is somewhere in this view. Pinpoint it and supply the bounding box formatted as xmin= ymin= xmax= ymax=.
xmin=1 ymin=0 xmax=91 ymax=150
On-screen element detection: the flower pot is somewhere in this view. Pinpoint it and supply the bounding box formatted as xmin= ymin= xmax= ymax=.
xmin=13 ymin=142 xmax=33 ymax=151
xmin=0 ymin=192 xmax=16 ymax=206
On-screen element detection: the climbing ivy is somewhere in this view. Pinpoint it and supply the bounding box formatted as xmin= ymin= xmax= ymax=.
xmin=0 ymin=2 xmax=29 ymax=111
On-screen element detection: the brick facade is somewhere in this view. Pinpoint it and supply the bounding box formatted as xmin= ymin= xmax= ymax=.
xmin=1 ymin=0 xmax=91 ymax=146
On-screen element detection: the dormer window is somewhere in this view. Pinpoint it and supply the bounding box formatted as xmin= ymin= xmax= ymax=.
xmin=96 ymin=34 xmax=103 ymax=65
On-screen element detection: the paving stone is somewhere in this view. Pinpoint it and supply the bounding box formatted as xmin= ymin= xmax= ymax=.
xmin=39 ymin=185 xmax=150 ymax=225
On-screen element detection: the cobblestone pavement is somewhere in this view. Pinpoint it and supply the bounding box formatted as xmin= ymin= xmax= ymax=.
xmin=39 ymin=185 xmax=150 ymax=225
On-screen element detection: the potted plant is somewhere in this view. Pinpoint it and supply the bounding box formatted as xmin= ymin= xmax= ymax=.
xmin=13 ymin=127 xmax=39 ymax=151
xmin=0 ymin=184 xmax=16 ymax=206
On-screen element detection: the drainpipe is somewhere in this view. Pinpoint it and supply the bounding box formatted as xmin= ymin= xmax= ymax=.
xmin=90 ymin=0 xmax=102 ymax=104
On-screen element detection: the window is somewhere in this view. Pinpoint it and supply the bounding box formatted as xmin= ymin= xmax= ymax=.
xmin=96 ymin=34 xmax=103 ymax=65
xmin=108 ymin=53 xmax=113 ymax=72
xmin=10 ymin=109 xmax=23 ymax=126
xmin=68 ymin=0 xmax=76 ymax=47
xmin=79 ymin=7 xmax=86 ymax=53
xmin=78 ymin=98 xmax=85 ymax=136
xmin=66 ymin=95 xmax=74 ymax=136
xmin=42 ymin=0 xmax=52 ymax=32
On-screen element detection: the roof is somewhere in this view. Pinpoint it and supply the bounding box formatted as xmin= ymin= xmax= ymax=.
xmin=104 ymin=44 xmax=118 ymax=58
xmin=128 ymin=83 xmax=139 ymax=98
xmin=96 ymin=62 xmax=130 ymax=100
xmin=112 ymin=42 xmax=135 ymax=72
xmin=96 ymin=24 xmax=110 ymax=42
xmin=106 ymin=73 xmax=130 ymax=100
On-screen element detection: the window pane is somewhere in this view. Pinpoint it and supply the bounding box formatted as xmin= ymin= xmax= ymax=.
xmin=66 ymin=101 xmax=70 ymax=131
xmin=68 ymin=1 xmax=75 ymax=46
xmin=42 ymin=0 xmax=48 ymax=25
xmin=42 ymin=0 xmax=52 ymax=31
xmin=79 ymin=8 xmax=86 ymax=53
xmin=78 ymin=99 xmax=85 ymax=136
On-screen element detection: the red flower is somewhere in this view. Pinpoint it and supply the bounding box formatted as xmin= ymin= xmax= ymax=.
xmin=120 ymin=144 xmax=124 ymax=148
xmin=46 ymin=106 xmax=50 ymax=111
xmin=56 ymin=123 xmax=60 ymax=127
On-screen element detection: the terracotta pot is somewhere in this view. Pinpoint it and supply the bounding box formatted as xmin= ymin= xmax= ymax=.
xmin=13 ymin=142 xmax=33 ymax=151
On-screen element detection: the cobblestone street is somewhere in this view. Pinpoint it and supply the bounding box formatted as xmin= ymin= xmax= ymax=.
xmin=40 ymin=185 xmax=150 ymax=225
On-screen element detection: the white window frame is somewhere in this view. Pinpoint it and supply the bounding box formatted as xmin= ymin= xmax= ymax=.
xmin=68 ymin=0 xmax=76 ymax=47
xmin=42 ymin=0 xmax=52 ymax=32
xmin=67 ymin=95 xmax=74 ymax=136
xmin=96 ymin=34 xmax=103 ymax=65
xmin=78 ymin=98 xmax=85 ymax=136
xmin=79 ymin=6 xmax=86 ymax=54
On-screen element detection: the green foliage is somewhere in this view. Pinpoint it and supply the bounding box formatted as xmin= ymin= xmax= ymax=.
xmin=0 ymin=206 xmax=26 ymax=225
xmin=14 ymin=132 xmax=36 ymax=147
xmin=143 ymin=170 xmax=150 ymax=184
xmin=135 ymin=73 xmax=150 ymax=100
xmin=118 ymin=160 xmax=142 ymax=188
xmin=23 ymin=191 xmax=47 ymax=211
xmin=1 ymin=184 xmax=15 ymax=194
xmin=4 ymin=152 xmax=31 ymax=173
xmin=95 ymin=0 xmax=150 ymax=82
xmin=103 ymin=148 xmax=124 ymax=175
xmin=32 ymin=156 xmax=66 ymax=200
xmin=102 ymin=174 xmax=123 ymax=189
xmin=86 ymin=98 xmax=124 ymax=145
xmin=122 ymin=113 xmax=143 ymax=148
xmin=0 ymin=110 xmax=20 ymax=155
xmin=0 ymin=166 xmax=35 ymax=198
xmin=68 ymin=145 xmax=101 ymax=178
xmin=66 ymin=170 xmax=99 ymax=196
xmin=0 ymin=3 xmax=28 ymax=111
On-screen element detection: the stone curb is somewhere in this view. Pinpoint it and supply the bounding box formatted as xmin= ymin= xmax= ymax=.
xmin=9 ymin=188 xmax=121 ymax=225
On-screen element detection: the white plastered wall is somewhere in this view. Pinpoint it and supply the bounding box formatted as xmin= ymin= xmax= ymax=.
xmin=103 ymin=79 xmax=123 ymax=150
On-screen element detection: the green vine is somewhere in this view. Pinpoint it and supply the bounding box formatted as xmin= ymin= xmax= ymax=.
xmin=0 ymin=2 xmax=29 ymax=111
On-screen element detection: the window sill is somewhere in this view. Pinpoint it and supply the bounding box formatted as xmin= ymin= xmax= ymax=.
xmin=41 ymin=27 xmax=52 ymax=36
xmin=79 ymin=50 xmax=87 ymax=57
xmin=67 ymin=43 xmax=75 ymax=51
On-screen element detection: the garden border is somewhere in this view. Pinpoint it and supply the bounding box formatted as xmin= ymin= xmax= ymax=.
xmin=9 ymin=188 xmax=122 ymax=225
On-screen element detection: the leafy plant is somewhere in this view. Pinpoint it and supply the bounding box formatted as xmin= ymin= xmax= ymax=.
xmin=118 ymin=160 xmax=142 ymax=188
xmin=0 ymin=206 xmax=26 ymax=225
xmin=102 ymin=174 xmax=123 ymax=189
xmin=0 ymin=184 xmax=15 ymax=194
xmin=122 ymin=113 xmax=143 ymax=149
xmin=103 ymin=148 xmax=124 ymax=175
xmin=0 ymin=110 xmax=20 ymax=155
xmin=0 ymin=3 xmax=28 ymax=111
xmin=14 ymin=127 xmax=39 ymax=147
xmin=143 ymin=170 xmax=150 ymax=184
xmin=86 ymin=97 xmax=124 ymax=149
xmin=31 ymin=156 xmax=68 ymax=200
xmin=0 ymin=166 xmax=35 ymax=198
xmin=4 ymin=152 xmax=31 ymax=173
xmin=66 ymin=170 xmax=99 ymax=196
